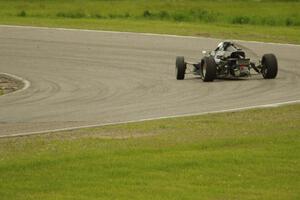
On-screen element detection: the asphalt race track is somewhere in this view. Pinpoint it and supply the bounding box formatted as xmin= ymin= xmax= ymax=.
xmin=0 ymin=26 xmax=300 ymax=136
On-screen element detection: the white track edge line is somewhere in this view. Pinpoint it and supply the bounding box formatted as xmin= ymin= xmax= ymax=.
xmin=0 ymin=24 xmax=299 ymax=47
xmin=1 ymin=99 xmax=299 ymax=139
xmin=0 ymin=72 xmax=31 ymax=96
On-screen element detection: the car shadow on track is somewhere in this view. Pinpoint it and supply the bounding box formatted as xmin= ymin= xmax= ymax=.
xmin=183 ymin=75 xmax=265 ymax=82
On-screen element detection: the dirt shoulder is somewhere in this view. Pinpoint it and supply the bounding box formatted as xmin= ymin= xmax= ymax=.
xmin=0 ymin=74 xmax=24 ymax=95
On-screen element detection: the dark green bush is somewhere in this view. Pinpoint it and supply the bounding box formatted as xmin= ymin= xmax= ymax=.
xmin=232 ymin=16 xmax=250 ymax=24
xmin=143 ymin=10 xmax=152 ymax=18
xmin=56 ymin=11 xmax=86 ymax=18
xmin=172 ymin=12 xmax=189 ymax=22
xmin=261 ymin=17 xmax=276 ymax=25
xmin=286 ymin=18 xmax=294 ymax=26
xmin=17 ymin=10 xmax=26 ymax=17
xmin=93 ymin=13 xmax=104 ymax=19
xmin=158 ymin=11 xmax=169 ymax=19
xmin=108 ymin=13 xmax=130 ymax=19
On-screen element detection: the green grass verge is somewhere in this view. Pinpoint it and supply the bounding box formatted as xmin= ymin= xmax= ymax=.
xmin=1 ymin=104 xmax=299 ymax=200
xmin=0 ymin=0 xmax=300 ymax=44
xmin=0 ymin=88 xmax=3 ymax=95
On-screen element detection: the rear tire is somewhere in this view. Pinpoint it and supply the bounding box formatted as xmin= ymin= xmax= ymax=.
xmin=261 ymin=54 xmax=278 ymax=79
xmin=201 ymin=57 xmax=217 ymax=82
xmin=176 ymin=56 xmax=186 ymax=80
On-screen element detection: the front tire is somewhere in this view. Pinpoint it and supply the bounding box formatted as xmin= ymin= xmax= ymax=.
xmin=201 ymin=57 xmax=217 ymax=82
xmin=261 ymin=54 xmax=278 ymax=79
xmin=176 ymin=56 xmax=186 ymax=80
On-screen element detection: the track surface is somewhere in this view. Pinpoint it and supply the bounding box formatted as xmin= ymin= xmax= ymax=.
xmin=0 ymin=26 xmax=300 ymax=136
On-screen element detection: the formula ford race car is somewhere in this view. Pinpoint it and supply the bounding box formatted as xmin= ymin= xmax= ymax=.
xmin=175 ymin=41 xmax=278 ymax=82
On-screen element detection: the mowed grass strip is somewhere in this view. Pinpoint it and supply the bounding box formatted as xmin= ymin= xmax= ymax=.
xmin=0 ymin=104 xmax=299 ymax=200
xmin=0 ymin=0 xmax=300 ymax=44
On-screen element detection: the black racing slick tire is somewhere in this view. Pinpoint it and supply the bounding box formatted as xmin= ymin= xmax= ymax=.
xmin=201 ymin=57 xmax=217 ymax=82
xmin=261 ymin=54 xmax=278 ymax=79
xmin=176 ymin=56 xmax=186 ymax=80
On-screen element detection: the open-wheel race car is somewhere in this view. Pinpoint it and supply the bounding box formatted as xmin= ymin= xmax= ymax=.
xmin=175 ymin=41 xmax=278 ymax=82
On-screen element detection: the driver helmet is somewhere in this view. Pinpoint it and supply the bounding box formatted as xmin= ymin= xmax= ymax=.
xmin=217 ymin=42 xmax=224 ymax=49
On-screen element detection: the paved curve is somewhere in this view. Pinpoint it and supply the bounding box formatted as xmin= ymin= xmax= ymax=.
xmin=0 ymin=26 xmax=300 ymax=136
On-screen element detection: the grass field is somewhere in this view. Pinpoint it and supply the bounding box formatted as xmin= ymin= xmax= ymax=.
xmin=0 ymin=0 xmax=300 ymax=43
xmin=0 ymin=104 xmax=299 ymax=200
